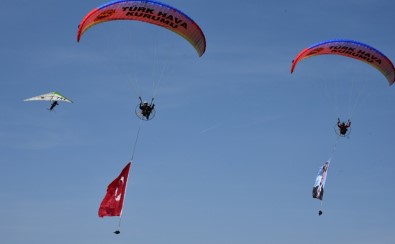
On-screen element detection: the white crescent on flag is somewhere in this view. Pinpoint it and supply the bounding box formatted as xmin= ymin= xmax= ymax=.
xmin=115 ymin=177 xmax=125 ymax=202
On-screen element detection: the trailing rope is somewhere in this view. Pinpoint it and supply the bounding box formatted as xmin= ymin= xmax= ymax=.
xmin=115 ymin=120 xmax=143 ymax=234
xmin=131 ymin=118 xmax=143 ymax=162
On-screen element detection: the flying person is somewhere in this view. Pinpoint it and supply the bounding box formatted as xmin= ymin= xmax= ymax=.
xmin=337 ymin=118 xmax=351 ymax=136
xmin=48 ymin=101 xmax=59 ymax=111
xmin=139 ymin=96 xmax=155 ymax=120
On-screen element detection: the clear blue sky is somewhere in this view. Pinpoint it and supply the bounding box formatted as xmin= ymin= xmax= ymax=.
xmin=1 ymin=0 xmax=395 ymax=243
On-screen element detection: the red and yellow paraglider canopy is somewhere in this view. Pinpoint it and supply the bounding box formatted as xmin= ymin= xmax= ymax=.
xmin=291 ymin=39 xmax=395 ymax=85
xmin=77 ymin=0 xmax=206 ymax=57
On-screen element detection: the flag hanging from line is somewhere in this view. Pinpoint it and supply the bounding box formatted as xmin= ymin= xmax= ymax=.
xmin=98 ymin=162 xmax=131 ymax=217
xmin=312 ymin=161 xmax=330 ymax=200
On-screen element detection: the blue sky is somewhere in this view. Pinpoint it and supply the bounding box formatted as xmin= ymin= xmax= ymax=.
xmin=1 ymin=0 xmax=395 ymax=243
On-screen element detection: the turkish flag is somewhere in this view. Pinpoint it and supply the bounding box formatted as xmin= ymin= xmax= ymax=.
xmin=98 ymin=162 xmax=131 ymax=217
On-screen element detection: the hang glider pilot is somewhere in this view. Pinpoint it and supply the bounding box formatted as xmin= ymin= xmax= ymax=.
xmin=49 ymin=101 xmax=59 ymax=111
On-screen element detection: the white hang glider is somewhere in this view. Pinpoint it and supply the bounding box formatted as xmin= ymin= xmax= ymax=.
xmin=24 ymin=92 xmax=73 ymax=110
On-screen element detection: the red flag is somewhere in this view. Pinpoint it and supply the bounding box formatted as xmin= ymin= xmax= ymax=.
xmin=98 ymin=162 xmax=131 ymax=218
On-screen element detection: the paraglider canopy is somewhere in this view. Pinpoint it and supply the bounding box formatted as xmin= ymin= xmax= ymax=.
xmin=77 ymin=0 xmax=206 ymax=57
xmin=291 ymin=39 xmax=395 ymax=85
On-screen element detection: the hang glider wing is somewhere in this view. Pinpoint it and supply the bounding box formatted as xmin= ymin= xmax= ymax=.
xmin=24 ymin=92 xmax=73 ymax=103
